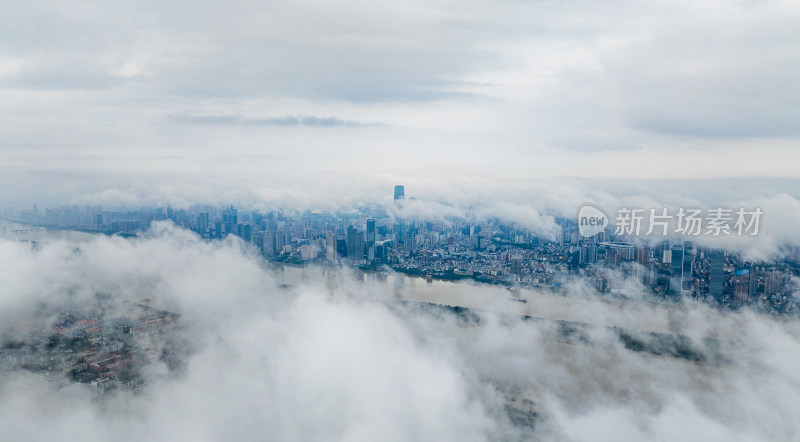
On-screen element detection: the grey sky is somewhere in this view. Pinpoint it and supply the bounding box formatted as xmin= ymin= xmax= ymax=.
xmin=1 ymin=0 xmax=799 ymax=212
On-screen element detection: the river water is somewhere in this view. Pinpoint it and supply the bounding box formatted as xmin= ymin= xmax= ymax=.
xmin=272 ymin=264 xmax=740 ymax=337
xmin=0 ymin=221 xmax=738 ymax=337
xmin=0 ymin=221 xmax=96 ymax=243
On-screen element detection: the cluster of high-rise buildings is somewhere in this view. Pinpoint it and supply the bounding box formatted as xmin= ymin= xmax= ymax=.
xmin=560 ymin=218 xmax=796 ymax=310
xmin=4 ymin=187 xmax=798 ymax=313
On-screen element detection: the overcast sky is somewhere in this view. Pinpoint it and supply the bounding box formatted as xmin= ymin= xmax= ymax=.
xmin=1 ymin=0 xmax=799 ymax=212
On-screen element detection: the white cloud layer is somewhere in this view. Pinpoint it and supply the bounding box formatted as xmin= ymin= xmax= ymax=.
xmin=1 ymin=224 xmax=800 ymax=440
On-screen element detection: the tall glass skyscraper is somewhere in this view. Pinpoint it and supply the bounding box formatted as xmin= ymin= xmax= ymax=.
xmin=394 ymin=185 xmax=405 ymax=205
xmin=709 ymin=249 xmax=724 ymax=300
xmin=366 ymin=218 xmax=376 ymax=262
xmin=670 ymin=241 xmax=693 ymax=296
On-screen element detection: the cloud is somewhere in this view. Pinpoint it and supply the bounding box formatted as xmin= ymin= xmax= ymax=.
xmin=2 ymin=0 xmax=800 ymax=156
xmin=1 ymin=224 xmax=800 ymax=440
xmin=0 ymin=224 xmax=508 ymax=440
xmin=170 ymin=113 xmax=383 ymax=127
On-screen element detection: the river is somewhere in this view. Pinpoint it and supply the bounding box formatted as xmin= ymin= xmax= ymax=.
xmin=272 ymin=264 xmax=741 ymax=337
xmin=0 ymin=222 xmax=739 ymax=338
xmin=0 ymin=221 xmax=97 ymax=243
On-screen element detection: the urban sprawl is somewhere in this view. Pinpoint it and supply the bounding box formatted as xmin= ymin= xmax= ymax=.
xmin=4 ymin=186 xmax=799 ymax=317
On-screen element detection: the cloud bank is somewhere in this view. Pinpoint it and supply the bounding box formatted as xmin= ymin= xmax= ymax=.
xmin=1 ymin=224 xmax=800 ymax=440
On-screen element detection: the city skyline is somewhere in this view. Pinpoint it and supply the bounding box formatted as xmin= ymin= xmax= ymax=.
xmin=3 ymin=0 xmax=800 ymax=440
xmin=3 ymin=186 xmax=796 ymax=313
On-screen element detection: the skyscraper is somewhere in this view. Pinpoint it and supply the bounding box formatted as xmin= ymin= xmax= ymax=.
xmin=765 ymin=270 xmax=782 ymax=295
xmin=636 ymin=247 xmax=649 ymax=266
xmin=670 ymin=243 xmax=684 ymax=295
xmin=327 ymin=231 xmax=337 ymax=261
xmin=196 ymin=212 xmax=209 ymax=235
xmin=236 ymin=223 xmax=252 ymax=242
xmin=346 ymin=226 xmax=363 ymax=261
xmin=683 ymin=241 xmax=693 ymax=291
xmin=223 ymin=206 xmax=237 ymax=225
xmin=709 ymin=249 xmax=723 ymax=300
xmin=261 ymin=230 xmax=276 ymax=257
xmin=366 ymin=218 xmax=376 ymax=262
xmin=394 ymin=221 xmax=404 ymax=246
xmin=394 ymin=185 xmax=405 ymax=206
xmin=668 ymin=241 xmax=693 ymax=296
xmin=734 ymin=267 xmax=751 ymax=305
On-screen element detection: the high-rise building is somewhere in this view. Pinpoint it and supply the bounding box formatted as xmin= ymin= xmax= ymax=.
xmin=683 ymin=241 xmax=693 ymax=290
xmin=261 ymin=230 xmax=277 ymax=257
xmin=300 ymin=244 xmax=318 ymax=261
xmin=275 ymin=230 xmax=289 ymax=252
xmin=511 ymin=258 xmax=522 ymax=275
xmin=236 ymin=223 xmax=252 ymax=242
xmin=670 ymin=244 xmax=684 ymax=295
xmin=709 ymin=249 xmax=724 ymax=300
xmin=733 ymin=267 xmax=751 ymax=304
xmin=327 ymin=232 xmax=337 ymax=261
xmin=636 ymin=247 xmax=649 ymax=266
xmin=765 ymin=270 xmax=782 ymax=295
xmin=394 ymin=221 xmax=404 ymax=246
xmin=223 ymin=206 xmax=237 ymax=225
xmin=197 ymin=212 xmax=209 ymax=236
xmin=585 ymin=245 xmax=597 ymax=264
xmin=336 ymin=232 xmax=347 ymax=257
xmin=476 ymin=234 xmax=488 ymax=250
xmin=748 ymin=261 xmax=757 ymax=299
xmin=669 ymin=241 xmax=693 ymax=295
xmin=366 ymin=218 xmax=376 ymax=262
xmin=394 ymin=185 xmax=405 ymax=206
xmin=346 ymin=226 xmax=363 ymax=261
